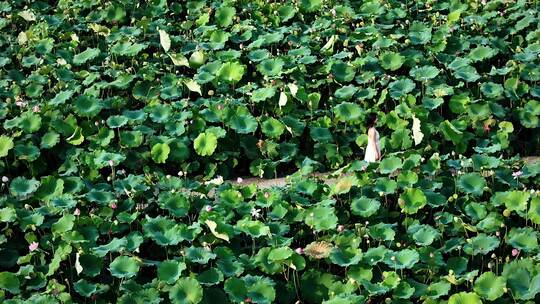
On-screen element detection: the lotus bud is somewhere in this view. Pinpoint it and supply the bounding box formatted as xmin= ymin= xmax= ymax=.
xmin=95 ymin=121 xmax=99 ymax=126
xmin=505 ymin=256 xmax=510 ymax=262
xmin=101 ymin=120 xmax=105 ymax=124
xmin=171 ymin=189 xmax=175 ymax=193
xmin=385 ymin=298 xmax=391 ymax=304
xmin=496 ymin=231 xmax=500 ymax=237
xmin=366 ymin=240 xmax=370 ymax=244
xmin=429 ymin=253 xmax=435 ymax=258
xmin=166 ymin=175 xmax=171 ymax=179
xmin=370 ymin=258 xmax=374 ymax=263
xmin=236 ymin=177 xmax=243 ymax=183
xmin=29 ymin=242 xmax=39 ymax=252
xmin=264 ymin=191 xmax=270 ymax=199
xmin=457 ymin=245 xmax=462 ymax=250
xmin=503 ymin=287 xmax=508 ymax=293
xmin=390 ymin=256 xmax=396 ymax=261
xmin=337 ymin=225 xmax=345 ymax=232
xmin=491 ymin=253 xmax=496 ymax=259
xmin=74 ymin=208 xmax=80 ymax=216
xmin=295 ymin=247 xmax=303 ymax=254
xmin=453 ymin=216 xmax=459 ymax=222
xmin=107 ymin=176 xmax=111 ymax=181
xmin=511 ymin=249 xmax=519 ymax=257
xmin=488 ymin=262 xmax=493 ymax=269
xmin=108 ymin=160 xmax=114 ymax=167
xmin=1 ymin=176 xmax=8 ymax=183
xmin=178 ymin=171 xmax=183 ymax=177
xmin=24 ymin=204 xmax=31 ymax=210
xmin=379 ymin=191 xmax=384 ymax=196
xmin=503 ymin=209 xmax=511 ymax=217
xmin=448 ymin=269 xmax=454 ymax=275
xmin=500 ymin=223 xmax=505 ymax=228
xmin=365 ymin=221 xmax=369 ymax=225
xmin=396 ymin=242 xmax=401 ymax=248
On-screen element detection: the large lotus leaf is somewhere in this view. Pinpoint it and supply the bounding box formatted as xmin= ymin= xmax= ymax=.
xmin=439 ymin=120 xmax=463 ymax=143
xmin=0 ymin=271 xmax=20 ymax=294
xmin=194 ymin=132 xmax=217 ymax=156
xmin=305 ymin=206 xmax=338 ymax=231
xmin=73 ymin=279 xmax=99 ymax=297
xmin=158 ymin=193 xmax=190 ymax=217
xmin=463 ymin=233 xmax=499 ymax=255
xmin=329 ymin=247 xmax=362 ymax=267
xmin=507 ymin=227 xmax=538 ymax=252
xmin=458 ymin=173 xmax=486 ymax=196
xmin=120 ymin=131 xmax=143 ymax=148
xmin=158 ymin=260 xmax=186 ymax=284
xmin=409 ymin=65 xmax=440 ymax=82
xmin=248 ymin=49 xmax=270 ymax=62
xmin=198 ymin=268 xmax=224 ymax=286
xmin=236 ymin=218 xmax=270 ymax=238
xmin=351 ymin=197 xmax=380 ymax=217
xmin=0 ymin=135 xmax=14 ymax=157
xmin=379 ymin=156 xmax=402 ymax=174
xmin=93 ymin=238 xmax=127 ymax=257
xmin=151 ymin=143 xmax=170 ymax=163
xmin=36 ymin=176 xmax=64 ymax=201
xmin=379 ymin=51 xmax=404 ymax=71
xmin=186 ymin=247 xmax=217 ymax=264
xmin=110 ymin=41 xmax=146 ymax=56
xmin=268 ymin=247 xmax=294 ymax=262
xmin=384 ymin=249 xmax=419 ymax=270
xmin=473 ymin=272 xmax=506 ymax=301
xmin=215 ymin=6 xmax=235 ymax=27
xmin=425 ymin=281 xmax=451 ymax=299
xmin=18 ymin=111 xmax=41 ymax=133
xmin=502 ymin=259 xmax=540 ymax=300
xmin=106 ymin=115 xmax=128 ymax=128
xmin=491 ymin=190 xmax=529 ymax=212
xmin=73 ymin=47 xmax=100 ymax=65
xmin=529 ymin=197 xmax=540 ymax=225
xmin=468 ymin=45 xmax=497 ymax=62
xmin=251 ymin=87 xmax=276 ymax=102
xmin=209 ymin=30 xmax=229 ymax=45
xmin=454 ymin=65 xmax=481 ymax=82
xmin=218 ymin=61 xmax=245 ymax=83
xmin=448 ymin=292 xmax=482 ymax=304
xmin=143 ymin=216 xmax=184 ymax=246
xmin=398 ymin=188 xmax=427 ymax=214
xmin=86 ymin=189 xmax=114 ymax=204
xmin=169 ymin=277 xmax=203 ymax=304
xmin=411 ymin=225 xmax=440 ymax=246
xmin=261 ymin=118 xmax=285 ymax=139
xmin=408 ymin=21 xmax=431 ymax=45
xmin=9 ymin=177 xmax=40 ymax=197
xmin=109 ymin=256 xmax=139 ymax=279
xmin=480 ymin=82 xmax=504 ymax=99
xmin=334 ymin=102 xmax=362 ymax=123
xmin=389 ymin=78 xmax=415 ymax=100
xmin=334 ymin=85 xmax=357 ymax=100
xmin=40 ymin=131 xmax=60 ymax=149
xmin=257 ymin=58 xmax=284 ymax=77
xmin=331 ymin=61 xmax=355 ymax=82
xmin=229 ymin=115 xmax=258 ymax=134
xmin=244 ymin=275 xmax=276 ymax=304
xmin=368 ymin=223 xmax=396 ymax=242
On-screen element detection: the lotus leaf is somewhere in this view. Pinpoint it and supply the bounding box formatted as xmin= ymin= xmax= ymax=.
xmin=458 ymin=173 xmax=486 ymax=196
xmin=448 ymin=292 xmax=482 ymax=304
xmin=463 ymin=234 xmax=499 ymax=255
xmin=398 ymin=188 xmax=427 ymax=214
xmin=507 ymin=227 xmax=538 ymax=252
xmin=0 ymin=135 xmax=14 ymax=157
xmin=351 ymin=197 xmax=380 ymax=217
xmin=109 ymin=256 xmax=139 ymax=279
xmin=169 ymin=278 xmax=203 ymax=304
xmin=194 ymin=132 xmax=217 ymax=156
xmin=158 ymin=260 xmax=186 ymax=284
xmin=474 ymin=272 xmax=506 ymax=301
xmin=384 ymin=249 xmax=419 ymax=270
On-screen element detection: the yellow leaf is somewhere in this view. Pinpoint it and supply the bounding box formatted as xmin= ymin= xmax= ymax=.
xmin=184 ymin=79 xmax=202 ymax=95
xmin=205 ymin=220 xmax=229 ymax=242
xmin=158 ymin=29 xmax=171 ymax=52
xmin=412 ymin=115 xmax=424 ymax=146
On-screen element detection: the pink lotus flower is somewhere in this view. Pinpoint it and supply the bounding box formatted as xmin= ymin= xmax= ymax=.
xmin=295 ymin=247 xmax=304 ymax=255
xmin=512 ymin=171 xmax=523 ymax=179
xmin=237 ymin=177 xmax=243 ymax=183
xmin=337 ymin=225 xmax=345 ymax=232
xmin=33 ymin=105 xmax=41 ymax=113
xmin=108 ymin=160 xmax=114 ymax=167
xmin=512 ymin=249 xmax=519 ymax=257
xmin=74 ymin=208 xmax=80 ymax=216
xmin=29 ymin=242 xmax=38 ymax=252
xmin=111 ymin=202 xmax=117 ymax=209
xmin=205 ymin=205 xmax=213 ymax=212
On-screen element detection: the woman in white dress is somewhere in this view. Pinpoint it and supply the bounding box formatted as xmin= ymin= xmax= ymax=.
xmin=364 ymin=113 xmax=381 ymax=163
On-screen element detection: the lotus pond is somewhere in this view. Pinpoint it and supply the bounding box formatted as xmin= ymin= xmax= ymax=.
xmin=1 ymin=0 xmax=540 ymax=303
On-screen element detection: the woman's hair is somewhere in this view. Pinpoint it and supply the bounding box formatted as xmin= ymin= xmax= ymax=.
xmin=366 ymin=113 xmax=378 ymax=128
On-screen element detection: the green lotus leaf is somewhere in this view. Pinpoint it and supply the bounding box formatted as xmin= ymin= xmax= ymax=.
xmin=329 ymin=247 xmax=362 ymax=267
xmin=248 ymin=49 xmax=270 ymax=62
xmin=379 ymin=51 xmax=404 ymax=71
xmin=332 ymin=61 xmax=356 ymax=82
xmin=411 ymin=225 xmax=440 ymax=246
xmin=507 ymin=227 xmax=538 ymax=252
xmin=474 ymin=272 xmax=506 ymax=301
xmin=368 ymin=223 xmax=396 ymax=242
xmin=186 ymin=246 xmax=217 ymax=264
xmin=244 ymin=275 xmax=276 ymax=304
xmin=394 ymin=281 xmax=415 ymax=299
xmin=464 ymin=202 xmax=487 ymax=221
xmin=251 ymin=87 xmax=276 ymax=102
xmin=197 ymin=267 xmax=224 ymax=286
xmin=73 ymin=279 xmax=98 ymax=297
xmin=502 ymin=258 xmax=540 ymax=300
xmin=92 ymin=238 xmax=127 ymax=257
xmin=73 ymin=47 xmax=100 ymax=65
xmin=389 ymin=78 xmax=415 ymax=100
xmin=310 ymin=126 xmax=333 ymax=142
xmin=458 ymin=173 xmax=486 ymax=196
xmin=334 ymin=102 xmax=362 ymax=123
xmin=305 ymin=206 xmax=338 ymax=231
xmin=86 ymin=189 xmax=114 ymax=204
xmin=224 ymin=277 xmax=248 ymax=302
xmin=425 ymin=281 xmax=451 ymax=299
xmin=257 ymin=58 xmax=284 ymax=77
xmin=439 ymin=120 xmax=463 ymax=144
xmin=268 ymin=247 xmax=293 ymax=262
xmin=133 ymin=80 xmax=159 ymax=100
xmin=480 ymin=82 xmax=504 ymax=99
xmin=110 ymin=41 xmax=146 ymax=56
xmin=408 ymin=21 xmax=431 ymax=45
xmin=469 ymin=45 xmax=497 ymax=62
xmin=151 ymin=143 xmax=170 ymax=163
xmin=454 ymin=65 xmax=481 ymax=82
xmin=158 ymin=193 xmax=190 ymax=217
xmin=189 ymin=50 xmax=206 ymax=68
xmin=0 ymin=135 xmax=14 ymax=157
xmin=14 ymin=143 xmax=40 ymax=161
xmin=229 ymin=115 xmax=258 ymax=134
xmin=106 ymin=115 xmax=128 ymax=128
xmin=236 ymin=218 xmax=270 ymax=238
xmin=74 ymin=95 xmax=102 ymax=117
xmin=119 ymin=131 xmax=143 ymax=148
xmin=409 ymin=65 xmax=440 ymax=82
xmin=448 ymin=292 xmax=482 ymax=304
xmin=9 ymin=177 xmax=40 ymax=197
xmin=398 ymin=188 xmax=427 ymax=214
xmin=261 ymin=118 xmax=285 ymax=138
xmin=93 ymin=150 xmax=125 ymax=168
xmin=148 ymin=104 xmax=171 ymax=123
xmin=351 ymin=197 xmax=380 ymax=217
xmin=194 ymin=132 xmax=218 ymax=156
xmin=379 ymin=156 xmax=402 ymax=174
xmin=19 ymin=111 xmax=41 ymax=133
xmin=143 ymin=216 xmax=184 ymax=246
xmin=463 ymin=233 xmax=499 ymax=255
xmin=215 ymin=6 xmax=235 ymax=27
xmin=52 ymin=214 xmax=75 ymax=236
xmin=218 ymin=61 xmax=245 ymax=83
xmin=0 ymin=271 xmax=20 ymax=294
xmin=278 ymin=4 xmax=296 ymax=21
xmin=491 ymin=190 xmax=530 ymax=212
xmin=529 ymin=197 xmax=540 ymax=225
xmin=109 ymin=73 xmax=135 ymax=89
xmin=36 ymin=176 xmax=64 ymax=201
xmin=40 ymin=131 xmax=60 ymax=149
xmin=49 ymin=90 xmax=75 ymax=106
xmin=384 ymin=249 xmax=419 ymax=269
xmin=158 ymin=260 xmax=186 ymax=284
xmin=109 ymin=256 xmax=139 ymax=279
xmin=210 ymin=30 xmax=229 ymax=45
xmin=334 ymin=85 xmax=358 ymax=100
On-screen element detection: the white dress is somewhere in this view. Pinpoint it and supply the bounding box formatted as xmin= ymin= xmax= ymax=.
xmin=364 ymin=128 xmax=380 ymax=163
